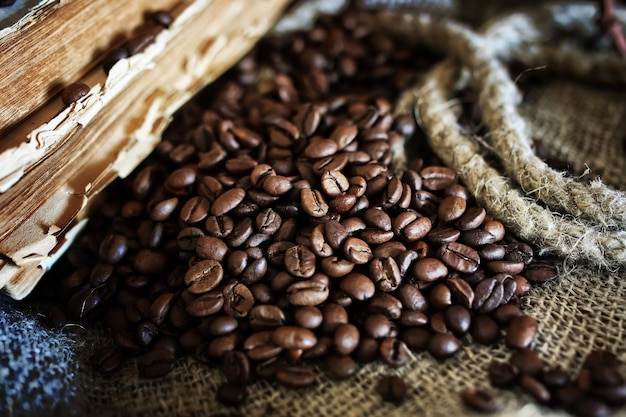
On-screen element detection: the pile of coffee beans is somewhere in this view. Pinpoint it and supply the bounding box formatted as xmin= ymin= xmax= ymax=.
xmin=462 ymin=349 xmax=626 ymax=417
xmin=36 ymin=5 xmax=566 ymax=412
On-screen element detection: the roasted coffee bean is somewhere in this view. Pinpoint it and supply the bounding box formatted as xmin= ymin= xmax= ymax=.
xmin=520 ymin=374 xmax=551 ymax=404
xmin=479 ymin=244 xmax=506 ymax=261
xmin=376 ymin=375 xmax=407 ymax=403
xmin=284 ymin=245 xmax=316 ymax=278
xmin=339 ymin=273 xmax=375 ymax=301
xmin=504 ymin=242 xmax=534 ymax=264
xmin=249 ymin=305 xmax=285 ymax=331
xmin=294 ymin=306 xmax=323 ymax=329
xmin=420 ymin=166 xmax=456 ymax=190
xmin=446 ymin=277 xmax=474 ymax=308
xmin=223 ymin=281 xmax=254 ymax=318
xmin=323 ymin=354 xmax=358 ymax=380
xmin=379 ymin=337 xmax=410 ymax=367
xmin=324 ymin=220 xmax=348 ymax=250
xmin=429 ymin=283 xmax=453 ymax=310
xmin=470 ymin=315 xmax=500 ymax=345
xmin=444 ymin=305 xmax=471 ymax=336
xmin=460 ymin=390 xmax=500 ymax=413
xmin=196 ymin=236 xmax=229 ymax=262
xmin=569 ymin=398 xmax=611 ymax=417
xmin=413 ymin=257 xmax=448 ymax=282
xmin=505 ymin=315 xmax=538 ymax=349
xmin=275 ymin=366 xmax=316 ymax=388
xmin=395 ymin=283 xmax=428 ymax=312
xmin=208 ymin=315 xmax=239 ymax=336
xmin=542 ymin=368 xmax=570 ymax=389
xmin=472 ymin=277 xmax=504 ymax=313
xmin=301 ymin=188 xmax=329 ymax=217
xmin=90 ymin=345 xmax=124 ymax=374
xmin=524 ymin=261 xmax=558 ymax=283
xmin=491 ymin=303 xmax=523 ymax=326
xmin=151 ymin=10 xmax=173 ymax=28
xmin=185 ymin=291 xmax=224 ymax=317
xmin=211 ymin=188 xmax=245 ymax=215
xmin=438 ymin=195 xmax=466 ymax=222
xmin=437 ymin=242 xmax=480 ymax=274
xmin=368 ymin=293 xmax=403 ymax=319
xmin=137 ymin=349 xmax=175 ymax=378
xmin=216 ymin=382 xmax=247 ymax=406
xmin=150 ymin=292 xmax=174 ymax=325
xmin=488 ymin=361 xmax=520 ymax=388
xmin=223 ymin=351 xmax=250 ymax=384
xmin=343 ymin=237 xmax=373 ymax=264
xmin=363 ymin=208 xmax=392 ymax=231
xmin=286 ymin=280 xmax=329 ymax=306
xmin=333 ymin=323 xmax=360 ymax=355
xmin=272 ymin=326 xmax=317 ymax=350
xmin=184 ymin=259 xmax=224 ymax=294
xmin=510 ymin=349 xmax=544 ymax=376
xmin=103 ymin=47 xmax=129 ymax=74
xmin=370 ymin=257 xmax=401 ymax=292
xmin=427 ymin=332 xmax=461 ymax=359
xmin=125 ymin=25 xmax=161 ymax=55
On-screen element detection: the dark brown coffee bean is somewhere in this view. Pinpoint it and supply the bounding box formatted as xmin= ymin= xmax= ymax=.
xmin=479 ymin=244 xmax=506 ymax=261
xmin=427 ymin=332 xmax=461 ymax=359
xmin=216 ymin=382 xmax=247 ymax=406
xmin=284 ymin=244 xmax=316 ymax=278
xmin=376 ymin=375 xmax=407 ymax=403
xmin=570 ymin=397 xmax=611 ymax=417
xmin=210 ymin=188 xmax=245 ymax=216
xmin=333 ymin=323 xmax=360 ymax=355
xmin=524 ymin=261 xmax=558 ymax=283
xmin=370 ymin=257 xmax=401 ymax=292
xmin=103 ymin=47 xmax=129 ymax=74
xmin=583 ymin=350 xmax=620 ymax=370
xmin=151 ymin=10 xmax=173 ymax=28
xmin=272 ymin=326 xmax=317 ymax=350
xmin=363 ymin=208 xmax=392 ymax=231
xmin=132 ymin=249 xmax=168 ymax=275
xmin=222 ymin=281 xmax=254 ymax=318
xmin=444 ymin=305 xmax=471 ymax=336
xmin=403 ymin=217 xmax=432 ymax=242
xmin=505 ymin=315 xmax=538 ymax=349
xmin=379 ymin=337 xmax=410 ymax=367
xmin=542 ymin=368 xmax=570 ymax=389
xmin=205 ymin=215 xmax=234 ymax=239
xmin=330 ymin=124 xmax=358 ymax=149
xmin=323 ymin=354 xmax=358 ymax=380
xmin=438 ymin=242 xmax=480 ymax=274
xmin=286 ymin=280 xmax=329 ymax=306
xmin=367 ymin=293 xmax=403 ymax=319
xmin=520 ymin=374 xmax=551 ymax=404
xmin=491 ymin=303 xmax=523 ymax=326
xmin=395 ymin=283 xmax=428 ymax=312
xmin=90 ymin=345 xmax=124 ymax=374
xmin=301 ymin=188 xmax=329 ymax=217
xmin=249 ymin=305 xmax=285 ymax=331
xmin=438 ymin=196 xmax=467 ymax=222
xmin=321 ymin=170 xmax=350 ymax=197
xmin=207 ymin=315 xmax=238 ymax=336
xmin=486 ymin=260 xmax=525 ymax=275
xmin=275 ymin=366 xmax=316 ymax=388
xmin=227 ymin=217 xmax=254 ymax=247
xmin=343 ymin=237 xmax=373 ymax=264
xmin=324 ymin=220 xmax=348 ymax=250
xmin=294 ymin=306 xmax=323 ymax=329
xmin=223 ymin=351 xmax=250 ymax=384
xmin=150 ymin=292 xmax=174 ymax=325
xmin=339 ymin=273 xmax=375 ymax=301
xmin=243 ymin=331 xmax=282 ymax=361
xmin=446 ymin=277 xmax=474 ymax=308
xmin=429 ymin=283 xmax=453 ymax=310
xmin=185 ymin=291 xmax=224 ymax=317
xmin=454 ymin=206 xmax=487 ymax=231
xmin=472 ymin=277 xmax=504 ymax=313
xmin=125 ymin=25 xmax=162 ymax=55
xmin=470 ymin=314 xmax=500 ymax=345
xmin=488 ymin=361 xmax=520 ymax=388
xmin=460 ymin=390 xmax=500 ymax=413
xmin=510 ymin=349 xmax=544 ymax=376
xmin=504 ymin=242 xmax=534 ymax=264
xmin=195 ymin=236 xmax=229 ymax=262
xmin=420 ymin=166 xmax=456 ymax=190
xmin=184 ymin=259 xmax=223 ymax=294
xmin=137 ymin=349 xmax=175 ymax=378
xmin=413 ymin=257 xmax=448 ymax=282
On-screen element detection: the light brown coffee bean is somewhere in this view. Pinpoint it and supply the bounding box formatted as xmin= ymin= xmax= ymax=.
xmin=184 ymin=259 xmax=224 ymax=294
xmin=286 ymin=280 xmax=329 ymax=306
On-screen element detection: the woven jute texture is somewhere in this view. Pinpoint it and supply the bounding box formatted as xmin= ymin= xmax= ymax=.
xmin=17 ymin=2 xmax=626 ymax=417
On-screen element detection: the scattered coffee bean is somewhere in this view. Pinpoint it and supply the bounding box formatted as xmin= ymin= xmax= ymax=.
xmin=61 ymin=83 xmax=90 ymax=106
xmin=376 ymin=375 xmax=407 ymax=403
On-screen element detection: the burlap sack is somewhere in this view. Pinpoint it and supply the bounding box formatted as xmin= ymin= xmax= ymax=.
xmin=7 ymin=2 xmax=626 ymax=417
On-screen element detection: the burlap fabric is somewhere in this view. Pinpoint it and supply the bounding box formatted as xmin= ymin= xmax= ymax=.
xmin=5 ymin=2 xmax=626 ymax=416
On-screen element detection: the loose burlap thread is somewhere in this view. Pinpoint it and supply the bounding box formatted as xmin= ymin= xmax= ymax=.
xmin=7 ymin=2 xmax=626 ymax=417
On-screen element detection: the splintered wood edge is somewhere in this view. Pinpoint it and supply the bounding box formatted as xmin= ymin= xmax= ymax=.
xmin=0 ymin=0 xmax=291 ymax=299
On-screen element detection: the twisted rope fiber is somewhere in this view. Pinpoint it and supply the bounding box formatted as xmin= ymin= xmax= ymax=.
xmin=398 ymin=60 xmax=626 ymax=268
xmin=365 ymin=6 xmax=626 ymax=232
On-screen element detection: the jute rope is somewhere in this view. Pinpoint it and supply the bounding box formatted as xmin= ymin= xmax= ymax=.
xmin=361 ymin=3 xmax=626 ymax=267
